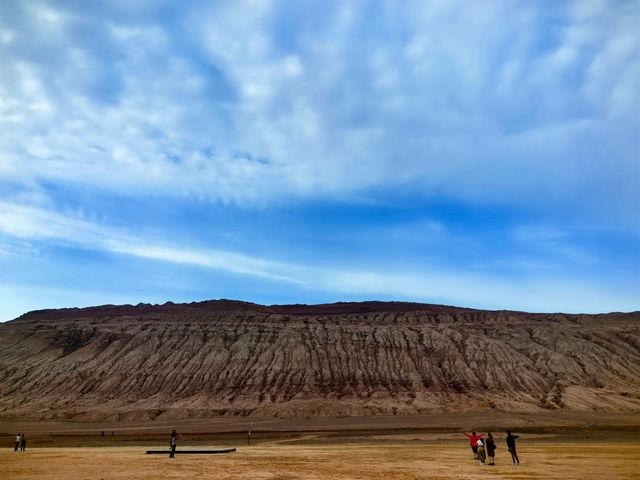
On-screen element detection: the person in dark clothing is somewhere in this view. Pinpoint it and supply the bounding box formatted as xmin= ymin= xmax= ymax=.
xmin=506 ymin=430 xmax=520 ymax=464
xmin=485 ymin=432 xmax=496 ymax=465
xmin=169 ymin=429 xmax=178 ymax=458
xmin=464 ymin=431 xmax=484 ymax=459
xmin=20 ymin=434 xmax=26 ymax=451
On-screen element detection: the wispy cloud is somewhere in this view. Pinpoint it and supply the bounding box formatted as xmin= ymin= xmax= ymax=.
xmin=1 ymin=200 xmax=637 ymax=315
xmin=0 ymin=1 xmax=638 ymax=219
xmin=0 ymin=200 xmax=300 ymax=283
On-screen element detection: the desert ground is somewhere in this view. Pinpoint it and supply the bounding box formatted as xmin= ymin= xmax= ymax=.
xmin=2 ymin=413 xmax=640 ymax=479
xmin=3 ymin=442 xmax=640 ymax=480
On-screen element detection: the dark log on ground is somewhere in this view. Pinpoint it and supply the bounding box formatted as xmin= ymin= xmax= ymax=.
xmin=145 ymin=448 xmax=236 ymax=454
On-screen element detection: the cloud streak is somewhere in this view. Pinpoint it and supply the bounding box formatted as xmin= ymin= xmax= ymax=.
xmin=0 ymin=200 xmax=300 ymax=283
xmin=0 ymin=200 xmax=637 ymax=315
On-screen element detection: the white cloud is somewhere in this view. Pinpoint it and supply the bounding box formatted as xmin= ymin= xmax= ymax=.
xmin=0 ymin=0 xmax=637 ymax=219
xmin=2 ymin=2 xmax=639 ymax=322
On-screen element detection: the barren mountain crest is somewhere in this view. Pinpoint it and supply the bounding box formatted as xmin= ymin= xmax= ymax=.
xmin=0 ymin=300 xmax=639 ymax=421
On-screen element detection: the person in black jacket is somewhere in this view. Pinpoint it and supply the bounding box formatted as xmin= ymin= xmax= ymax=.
xmin=169 ymin=429 xmax=178 ymax=458
xmin=506 ymin=430 xmax=520 ymax=464
xmin=485 ymin=432 xmax=496 ymax=465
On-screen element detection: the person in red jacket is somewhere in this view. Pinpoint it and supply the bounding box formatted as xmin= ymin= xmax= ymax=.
xmin=464 ymin=431 xmax=484 ymax=459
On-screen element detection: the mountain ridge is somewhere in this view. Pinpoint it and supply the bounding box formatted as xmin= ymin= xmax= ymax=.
xmin=13 ymin=298 xmax=638 ymax=323
xmin=13 ymin=299 xmax=496 ymax=322
xmin=1 ymin=299 xmax=639 ymax=422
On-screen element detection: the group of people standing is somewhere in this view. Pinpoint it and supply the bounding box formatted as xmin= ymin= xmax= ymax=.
xmin=464 ymin=430 xmax=519 ymax=466
xmin=14 ymin=433 xmax=27 ymax=452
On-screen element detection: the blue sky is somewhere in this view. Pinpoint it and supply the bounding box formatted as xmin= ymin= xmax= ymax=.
xmin=0 ymin=0 xmax=639 ymax=320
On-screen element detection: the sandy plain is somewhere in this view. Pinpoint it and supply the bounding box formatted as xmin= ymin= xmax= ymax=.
xmin=2 ymin=414 xmax=640 ymax=479
xmin=3 ymin=441 xmax=640 ymax=480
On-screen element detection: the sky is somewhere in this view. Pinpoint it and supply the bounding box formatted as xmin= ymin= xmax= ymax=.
xmin=0 ymin=0 xmax=639 ymax=321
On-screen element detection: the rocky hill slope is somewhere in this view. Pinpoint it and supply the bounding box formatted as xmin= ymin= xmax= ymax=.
xmin=0 ymin=300 xmax=639 ymax=421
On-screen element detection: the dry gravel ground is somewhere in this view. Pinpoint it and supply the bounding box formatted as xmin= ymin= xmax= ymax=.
xmin=3 ymin=442 xmax=640 ymax=480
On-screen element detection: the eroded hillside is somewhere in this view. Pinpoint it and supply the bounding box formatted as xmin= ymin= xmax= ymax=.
xmin=0 ymin=300 xmax=638 ymax=421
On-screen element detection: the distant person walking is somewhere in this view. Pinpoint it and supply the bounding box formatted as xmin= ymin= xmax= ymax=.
xmin=506 ymin=430 xmax=520 ymax=464
xmin=485 ymin=432 xmax=496 ymax=465
xmin=464 ymin=431 xmax=484 ymax=459
xmin=169 ymin=429 xmax=178 ymax=458
xmin=20 ymin=434 xmax=26 ymax=451
xmin=14 ymin=433 xmax=20 ymax=451
xmin=476 ymin=438 xmax=486 ymax=464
